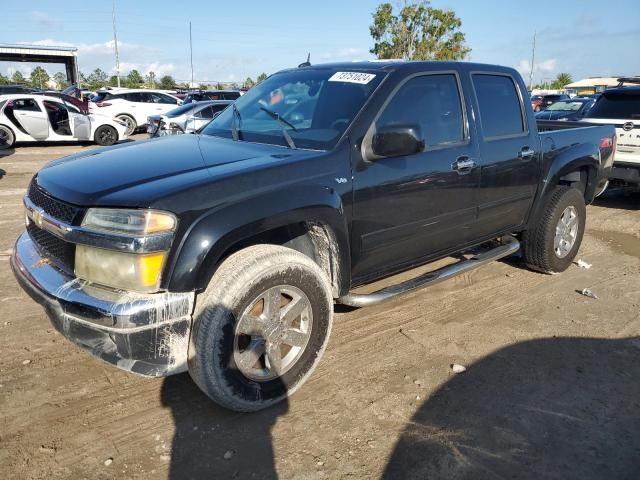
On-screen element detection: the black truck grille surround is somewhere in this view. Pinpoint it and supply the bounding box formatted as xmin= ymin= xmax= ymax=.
xmin=28 ymin=180 xmax=81 ymax=224
xmin=26 ymin=180 xmax=81 ymax=275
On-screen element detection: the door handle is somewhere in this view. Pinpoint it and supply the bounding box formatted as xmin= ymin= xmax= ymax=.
xmin=519 ymin=147 xmax=536 ymax=159
xmin=452 ymin=156 xmax=477 ymax=174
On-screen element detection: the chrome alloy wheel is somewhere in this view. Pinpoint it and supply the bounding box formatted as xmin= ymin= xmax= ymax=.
xmin=233 ymin=285 xmax=313 ymax=381
xmin=554 ymin=206 xmax=579 ymax=258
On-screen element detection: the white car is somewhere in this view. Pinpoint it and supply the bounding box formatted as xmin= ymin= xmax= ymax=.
xmin=581 ymin=80 xmax=640 ymax=188
xmin=0 ymin=94 xmax=128 ymax=148
xmin=147 ymin=100 xmax=233 ymax=137
xmin=89 ymin=89 xmax=182 ymax=135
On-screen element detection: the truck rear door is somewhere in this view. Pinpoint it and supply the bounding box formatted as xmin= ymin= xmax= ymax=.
xmin=350 ymin=71 xmax=481 ymax=279
xmin=469 ymin=73 xmax=540 ymax=238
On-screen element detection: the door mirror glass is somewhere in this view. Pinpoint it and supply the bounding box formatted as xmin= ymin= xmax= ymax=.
xmin=371 ymin=124 xmax=424 ymax=159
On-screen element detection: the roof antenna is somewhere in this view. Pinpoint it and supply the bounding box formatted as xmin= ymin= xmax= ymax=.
xmin=298 ymin=53 xmax=311 ymax=68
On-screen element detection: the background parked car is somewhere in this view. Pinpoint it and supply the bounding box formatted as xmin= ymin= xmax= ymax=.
xmin=0 ymin=94 xmax=128 ymax=148
xmin=147 ymin=100 xmax=232 ymax=137
xmin=531 ymin=94 xmax=570 ymax=112
xmin=534 ymin=97 xmax=595 ymax=121
xmin=34 ymin=91 xmax=89 ymax=114
xmin=581 ymin=85 xmax=640 ymax=188
xmin=0 ymin=85 xmax=38 ymax=95
xmin=89 ymin=89 xmax=182 ymax=135
xmin=182 ymin=90 xmax=241 ymax=104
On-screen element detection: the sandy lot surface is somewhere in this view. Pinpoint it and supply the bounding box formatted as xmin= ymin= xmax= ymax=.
xmin=0 ymin=138 xmax=639 ymax=480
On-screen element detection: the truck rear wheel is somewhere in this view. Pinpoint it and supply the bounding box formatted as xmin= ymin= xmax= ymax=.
xmin=188 ymin=245 xmax=333 ymax=412
xmin=522 ymin=186 xmax=586 ymax=273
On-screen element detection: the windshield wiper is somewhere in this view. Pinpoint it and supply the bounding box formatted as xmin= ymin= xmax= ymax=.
xmin=259 ymin=106 xmax=297 ymax=149
xmin=231 ymin=103 xmax=242 ymax=141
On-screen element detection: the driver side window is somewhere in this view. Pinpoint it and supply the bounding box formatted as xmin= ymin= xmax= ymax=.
xmin=376 ymin=74 xmax=465 ymax=148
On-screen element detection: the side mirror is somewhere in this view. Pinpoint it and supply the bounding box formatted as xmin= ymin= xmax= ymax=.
xmin=370 ymin=124 xmax=424 ymax=159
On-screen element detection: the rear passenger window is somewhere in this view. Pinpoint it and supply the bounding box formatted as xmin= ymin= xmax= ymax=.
xmin=195 ymin=106 xmax=213 ymax=118
xmin=376 ymin=74 xmax=464 ymax=147
xmin=586 ymin=94 xmax=640 ymax=120
xmin=13 ymin=98 xmax=41 ymax=111
xmin=473 ymin=74 xmax=525 ymax=138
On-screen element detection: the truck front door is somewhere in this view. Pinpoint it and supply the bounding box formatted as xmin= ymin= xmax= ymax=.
xmin=351 ymin=72 xmax=480 ymax=280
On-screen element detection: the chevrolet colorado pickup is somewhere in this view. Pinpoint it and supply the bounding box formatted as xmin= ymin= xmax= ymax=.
xmin=11 ymin=61 xmax=616 ymax=412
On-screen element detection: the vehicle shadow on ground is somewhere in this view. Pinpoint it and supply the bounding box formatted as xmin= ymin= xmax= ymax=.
xmin=0 ymin=168 xmax=7 ymax=179
xmin=382 ymin=336 xmax=640 ymax=480
xmin=593 ymin=188 xmax=640 ymax=210
xmin=161 ymin=371 xmax=287 ymax=479
xmin=0 ymin=148 xmax=14 ymax=159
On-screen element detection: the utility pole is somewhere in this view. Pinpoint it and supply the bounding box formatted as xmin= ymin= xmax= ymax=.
xmin=189 ymin=21 xmax=194 ymax=88
xmin=112 ymin=0 xmax=121 ymax=88
xmin=528 ymin=31 xmax=536 ymax=91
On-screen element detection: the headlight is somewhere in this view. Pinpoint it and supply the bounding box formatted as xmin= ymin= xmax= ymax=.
xmin=75 ymin=208 xmax=177 ymax=293
xmin=82 ymin=208 xmax=176 ymax=235
xmin=75 ymin=245 xmax=167 ymax=293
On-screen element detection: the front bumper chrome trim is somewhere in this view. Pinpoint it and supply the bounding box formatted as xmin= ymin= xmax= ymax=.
xmin=24 ymin=196 xmax=174 ymax=254
xmin=11 ymin=232 xmax=194 ymax=376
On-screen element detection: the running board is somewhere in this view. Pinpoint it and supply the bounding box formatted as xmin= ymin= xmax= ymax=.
xmin=338 ymin=236 xmax=520 ymax=307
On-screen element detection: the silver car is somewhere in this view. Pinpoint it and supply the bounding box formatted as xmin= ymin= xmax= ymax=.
xmin=147 ymin=100 xmax=232 ymax=137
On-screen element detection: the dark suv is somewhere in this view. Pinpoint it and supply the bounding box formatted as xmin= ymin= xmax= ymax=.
xmin=183 ymin=90 xmax=241 ymax=104
xmin=531 ymin=94 xmax=570 ymax=112
xmin=0 ymin=85 xmax=38 ymax=95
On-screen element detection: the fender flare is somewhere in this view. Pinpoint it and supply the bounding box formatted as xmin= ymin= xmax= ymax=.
xmin=529 ymin=142 xmax=600 ymax=225
xmin=165 ymin=184 xmax=351 ymax=294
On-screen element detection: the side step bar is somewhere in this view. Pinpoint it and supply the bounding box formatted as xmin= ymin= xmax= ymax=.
xmin=338 ymin=236 xmax=520 ymax=307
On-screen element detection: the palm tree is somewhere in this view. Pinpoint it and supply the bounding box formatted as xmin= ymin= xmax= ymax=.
xmin=553 ymin=73 xmax=573 ymax=89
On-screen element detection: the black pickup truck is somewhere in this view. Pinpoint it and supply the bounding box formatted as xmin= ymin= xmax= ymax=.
xmin=11 ymin=61 xmax=615 ymax=412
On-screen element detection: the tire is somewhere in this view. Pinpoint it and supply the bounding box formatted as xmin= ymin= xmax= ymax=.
xmin=115 ymin=114 xmax=136 ymax=136
xmin=0 ymin=124 xmax=15 ymax=149
xmin=188 ymin=244 xmax=333 ymax=412
xmin=522 ymin=186 xmax=586 ymax=273
xmin=94 ymin=125 xmax=118 ymax=146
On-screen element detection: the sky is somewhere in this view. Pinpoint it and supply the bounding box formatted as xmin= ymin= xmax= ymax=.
xmin=1 ymin=0 xmax=639 ymax=85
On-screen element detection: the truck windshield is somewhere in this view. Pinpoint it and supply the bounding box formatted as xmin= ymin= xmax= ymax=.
xmin=201 ymin=69 xmax=385 ymax=150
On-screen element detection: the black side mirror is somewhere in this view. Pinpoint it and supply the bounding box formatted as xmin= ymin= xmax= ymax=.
xmin=370 ymin=124 xmax=424 ymax=159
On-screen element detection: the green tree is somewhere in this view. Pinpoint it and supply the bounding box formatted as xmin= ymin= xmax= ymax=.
xmin=256 ymin=72 xmax=268 ymax=83
xmin=244 ymin=77 xmax=255 ymax=88
xmin=551 ymin=72 xmax=572 ymax=90
xmin=0 ymin=73 xmax=9 ymax=85
xmin=146 ymin=71 xmax=156 ymax=88
xmin=30 ymin=67 xmax=50 ymax=89
xmin=53 ymin=72 xmax=69 ymax=90
xmin=86 ymin=68 xmax=108 ymax=89
xmin=159 ymin=75 xmax=176 ymax=89
xmin=370 ymin=1 xmax=470 ymax=60
xmin=126 ymin=69 xmax=144 ymax=88
xmin=108 ymin=75 xmax=120 ymax=87
xmin=11 ymin=71 xmax=27 ymax=85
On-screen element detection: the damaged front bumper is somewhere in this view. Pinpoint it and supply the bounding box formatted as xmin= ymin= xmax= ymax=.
xmin=10 ymin=232 xmax=194 ymax=377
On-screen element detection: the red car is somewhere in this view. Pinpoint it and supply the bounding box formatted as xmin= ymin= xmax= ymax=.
xmin=530 ymin=94 xmax=570 ymax=112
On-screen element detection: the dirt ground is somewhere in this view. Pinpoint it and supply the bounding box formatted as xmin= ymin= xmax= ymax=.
xmin=0 ymin=138 xmax=639 ymax=480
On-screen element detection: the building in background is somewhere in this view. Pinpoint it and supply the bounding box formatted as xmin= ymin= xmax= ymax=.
xmin=564 ymin=77 xmax=623 ymax=96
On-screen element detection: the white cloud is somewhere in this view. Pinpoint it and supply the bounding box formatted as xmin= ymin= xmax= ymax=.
xmin=30 ymin=11 xmax=61 ymax=28
xmin=320 ymin=47 xmax=371 ymax=61
xmin=516 ymin=58 xmax=559 ymax=83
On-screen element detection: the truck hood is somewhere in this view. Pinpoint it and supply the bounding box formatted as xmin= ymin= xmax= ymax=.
xmin=35 ymin=134 xmax=297 ymax=207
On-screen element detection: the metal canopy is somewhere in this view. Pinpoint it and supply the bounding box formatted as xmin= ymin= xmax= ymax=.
xmin=0 ymin=43 xmax=78 ymax=84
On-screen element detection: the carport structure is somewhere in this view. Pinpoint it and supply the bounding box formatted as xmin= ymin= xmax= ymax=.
xmin=0 ymin=43 xmax=78 ymax=84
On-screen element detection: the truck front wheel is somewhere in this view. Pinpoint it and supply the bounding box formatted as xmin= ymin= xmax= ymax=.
xmin=188 ymin=245 xmax=333 ymax=412
xmin=522 ymin=186 xmax=586 ymax=273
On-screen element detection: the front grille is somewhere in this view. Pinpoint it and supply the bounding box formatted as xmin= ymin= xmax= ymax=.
xmin=28 ymin=180 xmax=81 ymax=224
xmin=27 ymin=222 xmax=75 ymax=275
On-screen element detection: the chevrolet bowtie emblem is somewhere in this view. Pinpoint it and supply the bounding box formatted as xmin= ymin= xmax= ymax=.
xmin=32 ymin=208 xmax=44 ymax=228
